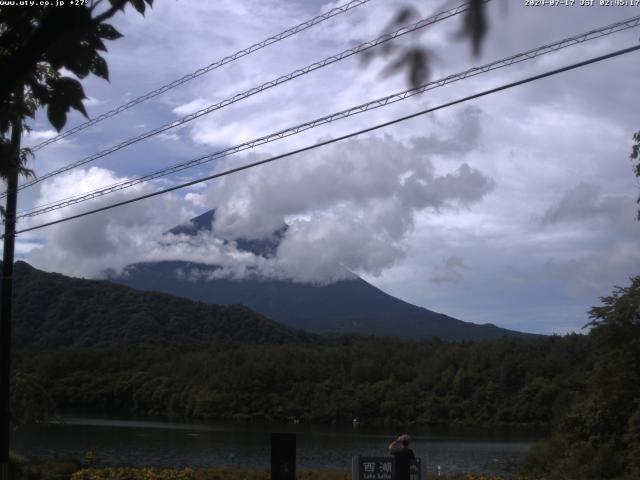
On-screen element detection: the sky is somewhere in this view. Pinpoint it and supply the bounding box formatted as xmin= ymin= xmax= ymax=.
xmin=8 ymin=0 xmax=640 ymax=335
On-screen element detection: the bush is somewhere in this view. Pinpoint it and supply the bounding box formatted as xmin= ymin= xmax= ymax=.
xmin=70 ymin=468 xmax=350 ymax=480
xmin=9 ymin=453 xmax=80 ymax=480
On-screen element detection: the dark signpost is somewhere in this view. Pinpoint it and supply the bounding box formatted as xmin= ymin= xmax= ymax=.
xmin=271 ymin=433 xmax=296 ymax=480
xmin=352 ymin=456 xmax=424 ymax=480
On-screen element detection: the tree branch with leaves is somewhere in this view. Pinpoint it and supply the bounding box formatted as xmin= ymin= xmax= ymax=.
xmin=0 ymin=1 xmax=153 ymax=468
xmin=631 ymin=130 xmax=640 ymax=220
xmin=0 ymin=0 xmax=153 ymax=178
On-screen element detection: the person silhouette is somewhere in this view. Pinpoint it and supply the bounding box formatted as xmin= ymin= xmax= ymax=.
xmin=388 ymin=434 xmax=415 ymax=480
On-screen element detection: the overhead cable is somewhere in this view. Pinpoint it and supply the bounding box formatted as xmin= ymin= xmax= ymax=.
xmin=16 ymin=15 xmax=640 ymax=219
xmin=10 ymin=44 xmax=640 ymax=237
xmin=27 ymin=0 xmax=374 ymax=153
xmin=12 ymin=0 xmax=485 ymax=196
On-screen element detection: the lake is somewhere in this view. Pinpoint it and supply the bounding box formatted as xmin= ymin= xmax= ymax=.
xmin=12 ymin=416 xmax=544 ymax=477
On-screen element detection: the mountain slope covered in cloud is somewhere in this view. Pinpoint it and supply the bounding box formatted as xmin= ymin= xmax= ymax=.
xmin=110 ymin=209 xmax=534 ymax=340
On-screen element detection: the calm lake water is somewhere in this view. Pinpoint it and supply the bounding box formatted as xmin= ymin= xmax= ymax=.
xmin=12 ymin=416 xmax=545 ymax=477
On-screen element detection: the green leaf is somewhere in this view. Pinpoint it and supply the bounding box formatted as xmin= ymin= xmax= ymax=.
xmin=47 ymin=102 xmax=67 ymax=132
xmin=91 ymin=36 xmax=108 ymax=52
xmin=108 ymin=0 xmax=127 ymax=11
xmin=97 ymin=23 xmax=123 ymax=41
xmin=90 ymin=55 xmax=109 ymax=81
xmin=28 ymin=81 xmax=50 ymax=105
xmin=50 ymin=76 xmax=85 ymax=98
xmin=67 ymin=45 xmax=94 ymax=78
xmin=47 ymin=76 xmax=88 ymax=119
xmin=130 ymin=0 xmax=146 ymax=14
xmin=46 ymin=40 xmax=79 ymax=72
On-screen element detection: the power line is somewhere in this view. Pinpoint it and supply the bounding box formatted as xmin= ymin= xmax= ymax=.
xmin=17 ymin=14 xmax=640 ymax=216
xmin=11 ymin=1 xmax=484 ymax=197
xmin=16 ymin=15 xmax=640 ymax=219
xmin=27 ymin=0 xmax=374 ymax=153
xmin=10 ymin=44 xmax=640 ymax=238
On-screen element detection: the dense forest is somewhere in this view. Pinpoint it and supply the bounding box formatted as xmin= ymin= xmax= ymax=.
xmin=8 ymin=260 xmax=640 ymax=478
xmin=13 ymin=334 xmax=591 ymax=427
xmin=14 ymin=259 xmax=587 ymax=427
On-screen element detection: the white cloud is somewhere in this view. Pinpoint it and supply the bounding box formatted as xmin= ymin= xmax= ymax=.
xmin=542 ymin=182 xmax=638 ymax=238
xmin=183 ymin=131 xmax=493 ymax=282
xmin=16 ymin=0 xmax=640 ymax=333
xmin=25 ymin=167 xmax=194 ymax=277
xmin=84 ymin=96 xmax=107 ymax=108
xmin=547 ymin=242 xmax=640 ymax=293
xmin=430 ymin=255 xmax=470 ymax=285
xmin=23 ymin=129 xmax=57 ymax=142
xmin=172 ymin=98 xmax=211 ymax=117
xmin=24 ymin=128 xmax=493 ymax=284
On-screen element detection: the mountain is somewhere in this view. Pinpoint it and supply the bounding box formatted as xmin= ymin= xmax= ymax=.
xmin=167 ymin=209 xmax=287 ymax=257
xmin=10 ymin=261 xmax=315 ymax=348
xmin=110 ymin=209 xmax=534 ymax=340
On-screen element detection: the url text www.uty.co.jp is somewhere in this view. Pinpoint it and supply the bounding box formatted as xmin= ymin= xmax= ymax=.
xmin=0 ymin=0 xmax=87 ymax=6
xmin=525 ymin=0 xmax=640 ymax=6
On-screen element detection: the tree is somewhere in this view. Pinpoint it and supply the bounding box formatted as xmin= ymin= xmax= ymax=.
xmin=522 ymin=278 xmax=640 ymax=479
xmin=0 ymin=0 xmax=153 ymax=474
xmin=0 ymin=0 xmax=153 ymax=126
xmin=368 ymin=0 xmax=488 ymax=89
xmin=631 ymin=131 xmax=640 ymax=219
xmin=9 ymin=372 xmax=55 ymax=429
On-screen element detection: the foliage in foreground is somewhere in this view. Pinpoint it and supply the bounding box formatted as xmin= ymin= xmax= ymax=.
xmin=0 ymin=0 xmax=154 ymax=180
xmin=9 ymin=452 xmax=79 ymax=480
xmin=69 ymin=467 xmax=521 ymax=480
xmin=10 ymin=458 xmax=544 ymax=480
xmin=9 ymin=455 xmax=529 ymax=480
xmin=520 ymin=277 xmax=640 ymax=480
xmin=70 ymin=467 xmax=345 ymax=480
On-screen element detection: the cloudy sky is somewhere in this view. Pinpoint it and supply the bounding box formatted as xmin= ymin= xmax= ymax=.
xmin=9 ymin=0 xmax=640 ymax=335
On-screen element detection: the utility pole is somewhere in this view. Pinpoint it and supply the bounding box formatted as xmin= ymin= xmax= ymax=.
xmin=0 ymin=90 xmax=22 ymax=480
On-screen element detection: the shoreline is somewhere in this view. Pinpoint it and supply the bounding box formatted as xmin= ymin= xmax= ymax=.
xmin=12 ymin=416 xmax=540 ymax=478
xmin=52 ymin=410 xmax=552 ymax=433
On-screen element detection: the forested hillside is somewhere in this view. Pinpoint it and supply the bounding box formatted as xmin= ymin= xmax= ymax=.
xmin=14 ymin=335 xmax=591 ymax=427
xmin=11 ymin=261 xmax=314 ymax=347
xmin=9 ymin=260 xmax=591 ymax=429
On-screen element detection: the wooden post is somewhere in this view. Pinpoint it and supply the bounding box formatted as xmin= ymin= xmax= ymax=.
xmin=0 ymin=96 xmax=21 ymax=480
xmin=271 ymin=433 xmax=296 ymax=480
xmin=352 ymin=455 xmax=360 ymax=480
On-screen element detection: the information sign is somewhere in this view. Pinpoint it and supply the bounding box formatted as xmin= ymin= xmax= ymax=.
xmin=352 ymin=456 xmax=423 ymax=480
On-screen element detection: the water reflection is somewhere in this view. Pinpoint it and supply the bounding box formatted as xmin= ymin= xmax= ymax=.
xmin=12 ymin=415 xmax=545 ymax=476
